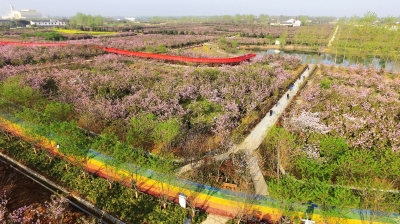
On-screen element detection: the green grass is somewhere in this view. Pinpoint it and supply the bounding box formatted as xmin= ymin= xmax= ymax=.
xmin=20 ymin=31 xmax=66 ymax=41
xmin=320 ymin=78 xmax=333 ymax=89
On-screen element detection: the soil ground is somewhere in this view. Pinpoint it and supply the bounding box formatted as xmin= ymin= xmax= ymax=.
xmin=0 ymin=160 xmax=91 ymax=223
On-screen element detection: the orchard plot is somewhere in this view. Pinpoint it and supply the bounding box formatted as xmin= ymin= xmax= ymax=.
xmin=0 ymin=53 xmax=301 ymax=160
xmin=69 ymin=34 xmax=217 ymax=52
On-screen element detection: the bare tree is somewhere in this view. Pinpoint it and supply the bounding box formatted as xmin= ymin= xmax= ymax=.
xmin=263 ymin=126 xmax=297 ymax=180
xmin=229 ymin=152 xmax=259 ymax=224
xmin=122 ymin=148 xmax=147 ymax=199
xmin=356 ymin=177 xmax=396 ymax=224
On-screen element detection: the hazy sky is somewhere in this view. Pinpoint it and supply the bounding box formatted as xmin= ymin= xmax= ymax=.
xmin=1 ymin=0 xmax=399 ymax=18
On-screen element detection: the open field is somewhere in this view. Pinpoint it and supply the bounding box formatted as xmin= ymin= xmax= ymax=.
xmin=54 ymin=28 xmax=118 ymax=35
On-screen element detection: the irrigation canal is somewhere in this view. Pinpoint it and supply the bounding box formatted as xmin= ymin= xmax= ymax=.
xmin=258 ymin=50 xmax=400 ymax=73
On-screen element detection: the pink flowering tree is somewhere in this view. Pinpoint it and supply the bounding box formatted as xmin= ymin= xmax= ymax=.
xmin=284 ymin=64 xmax=400 ymax=151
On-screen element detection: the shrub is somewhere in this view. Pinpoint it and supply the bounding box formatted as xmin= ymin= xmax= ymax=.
xmin=127 ymin=113 xmax=157 ymax=148
xmin=0 ymin=76 xmax=41 ymax=107
xmin=320 ymin=78 xmax=333 ymax=89
xmin=44 ymin=102 xmax=74 ymax=121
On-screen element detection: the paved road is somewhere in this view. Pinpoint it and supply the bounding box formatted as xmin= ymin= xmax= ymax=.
xmin=241 ymin=65 xmax=315 ymax=195
xmin=177 ymin=65 xmax=316 ymax=196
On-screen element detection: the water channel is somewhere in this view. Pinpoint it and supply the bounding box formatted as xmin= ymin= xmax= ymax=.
xmin=258 ymin=49 xmax=400 ymax=73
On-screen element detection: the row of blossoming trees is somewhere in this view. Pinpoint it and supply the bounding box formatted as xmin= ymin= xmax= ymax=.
xmin=69 ymin=34 xmax=217 ymax=51
xmin=261 ymin=64 xmax=400 ymax=223
xmin=0 ymin=45 xmax=103 ymax=67
xmin=0 ymin=34 xmax=219 ymax=67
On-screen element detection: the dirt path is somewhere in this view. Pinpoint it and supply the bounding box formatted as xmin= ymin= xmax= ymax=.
xmin=328 ymin=26 xmax=339 ymax=47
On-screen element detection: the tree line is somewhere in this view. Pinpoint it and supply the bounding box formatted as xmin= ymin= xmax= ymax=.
xmin=68 ymin=12 xmax=105 ymax=28
xmin=330 ymin=12 xmax=400 ymax=67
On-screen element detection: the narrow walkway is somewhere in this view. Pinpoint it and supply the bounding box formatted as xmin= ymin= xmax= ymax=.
xmin=177 ymin=65 xmax=316 ymax=196
xmin=239 ymin=65 xmax=315 ymax=196
xmin=237 ymin=65 xmax=315 ymax=154
xmin=328 ymin=26 xmax=339 ymax=47
xmin=201 ymin=214 xmax=230 ymax=224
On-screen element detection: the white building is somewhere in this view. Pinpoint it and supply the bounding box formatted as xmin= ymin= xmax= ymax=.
xmin=30 ymin=20 xmax=66 ymax=27
xmin=125 ymin=17 xmax=135 ymax=21
xmin=279 ymin=18 xmax=302 ymax=27
xmin=293 ymin=20 xmax=302 ymax=26
xmin=2 ymin=4 xmax=42 ymax=19
xmin=286 ymin=18 xmax=295 ymax=24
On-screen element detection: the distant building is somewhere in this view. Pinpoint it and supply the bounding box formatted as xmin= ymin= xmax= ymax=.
xmin=278 ymin=18 xmax=302 ymax=27
xmin=286 ymin=18 xmax=295 ymax=24
xmin=125 ymin=17 xmax=135 ymax=22
xmin=279 ymin=22 xmax=293 ymax=27
xmin=2 ymin=4 xmax=42 ymax=19
xmin=30 ymin=20 xmax=66 ymax=27
xmin=293 ymin=20 xmax=301 ymax=26
xmin=388 ymin=25 xmax=398 ymax=31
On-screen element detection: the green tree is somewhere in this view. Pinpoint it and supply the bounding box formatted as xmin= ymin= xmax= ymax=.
xmin=299 ymin=15 xmax=308 ymax=26
xmin=69 ymin=12 xmax=104 ymax=28
xmin=245 ymin=14 xmax=255 ymax=24
xmin=268 ymin=175 xmax=305 ymax=221
xmin=234 ymin=14 xmax=241 ymax=24
xmin=319 ymin=136 xmax=348 ymax=161
xmin=305 ymin=178 xmax=358 ymax=223
xmin=156 ymin=44 xmax=167 ymax=53
xmin=153 ymin=118 xmax=180 ymax=151
xmin=263 ymin=126 xmax=297 ymax=179
xmin=361 ymin=11 xmax=378 ymax=24
xmin=48 ymin=121 xmax=90 ymax=175
xmin=91 ymin=132 xmax=120 ymax=155
xmin=259 ymin=14 xmax=268 ymax=24
xmin=279 ymin=28 xmax=288 ymax=49
xmin=44 ymin=102 xmax=73 ymax=122
xmin=49 ymin=121 xmax=88 ymax=158
xmin=124 ymin=147 xmax=147 ymax=199
xmin=127 ymin=113 xmax=156 ymax=148
xmin=356 ymin=177 xmax=396 ymax=224
xmin=147 ymin=153 xmax=175 ymax=209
